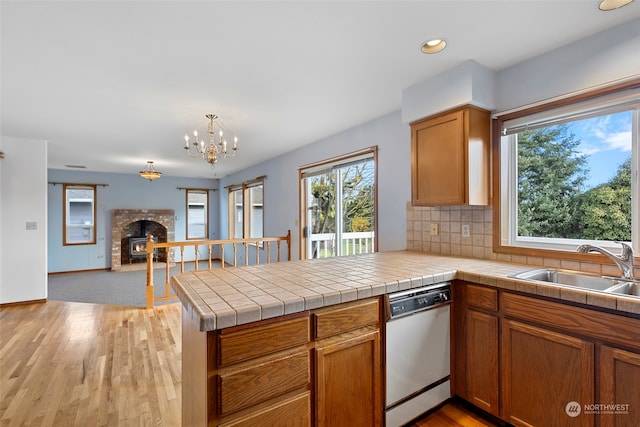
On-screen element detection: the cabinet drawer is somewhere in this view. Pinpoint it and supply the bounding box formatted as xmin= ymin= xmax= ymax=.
xmin=219 ymin=392 xmax=311 ymax=427
xmin=466 ymin=284 xmax=498 ymax=311
xmin=313 ymin=297 xmax=380 ymax=340
xmin=217 ymin=316 xmax=310 ymax=366
xmin=218 ymin=351 xmax=310 ymax=416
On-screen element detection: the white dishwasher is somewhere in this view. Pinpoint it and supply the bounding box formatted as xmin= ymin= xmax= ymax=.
xmin=385 ymin=282 xmax=452 ymax=427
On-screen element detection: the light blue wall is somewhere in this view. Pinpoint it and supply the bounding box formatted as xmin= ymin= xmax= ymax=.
xmin=47 ymin=169 xmax=219 ymax=272
xmin=219 ymin=110 xmax=411 ymax=261
xmin=495 ymin=18 xmax=640 ymax=112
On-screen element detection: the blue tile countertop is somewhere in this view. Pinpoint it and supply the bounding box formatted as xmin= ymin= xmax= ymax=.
xmin=170 ymin=250 xmax=640 ymax=331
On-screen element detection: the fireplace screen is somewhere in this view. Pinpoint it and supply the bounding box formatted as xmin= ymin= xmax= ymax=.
xmin=129 ymin=237 xmax=158 ymax=259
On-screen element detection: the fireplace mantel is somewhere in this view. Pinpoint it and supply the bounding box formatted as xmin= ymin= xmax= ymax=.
xmin=111 ymin=209 xmax=174 ymax=271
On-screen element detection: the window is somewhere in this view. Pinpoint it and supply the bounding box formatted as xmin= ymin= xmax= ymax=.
xmin=495 ymin=85 xmax=639 ymax=255
xmin=63 ymin=184 xmax=96 ymax=245
xmin=228 ymin=178 xmax=264 ymax=239
xmin=186 ymin=189 xmax=208 ymax=240
xmin=299 ymin=147 xmax=377 ymax=259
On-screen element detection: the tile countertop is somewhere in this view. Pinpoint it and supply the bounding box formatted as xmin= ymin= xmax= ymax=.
xmin=170 ymin=250 xmax=640 ymax=331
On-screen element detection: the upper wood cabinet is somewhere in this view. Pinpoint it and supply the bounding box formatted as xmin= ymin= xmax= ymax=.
xmin=411 ymin=105 xmax=490 ymax=206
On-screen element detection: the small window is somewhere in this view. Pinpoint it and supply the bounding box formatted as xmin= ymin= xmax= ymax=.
xmin=64 ymin=184 xmax=96 ymax=245
xmin=186 ymin=189 xmax=208 ymax=240
xmin=228 ymin=179 xmax=264 ymax=239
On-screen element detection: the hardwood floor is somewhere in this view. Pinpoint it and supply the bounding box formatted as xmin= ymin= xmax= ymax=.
xmin=1 ymin=300 xmax=498 ymax=427
xmin=410 ymin=399 xmax=504 ymax=427
xmin=0 ymin=301 xmax=182 ymax=426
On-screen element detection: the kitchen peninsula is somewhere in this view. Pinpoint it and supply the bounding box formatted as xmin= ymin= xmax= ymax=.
xmin=172 ymin=251 xmax=640 ymax=427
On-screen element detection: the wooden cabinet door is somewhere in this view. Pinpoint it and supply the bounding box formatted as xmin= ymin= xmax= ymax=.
xmin=315 ymin=329 xmax=382 ymax=427
xmin=466 ymin=309 xmax=499 ymax=416
xmin=501 ymin=319 xmax=594 ymax=427
xmin=599 ymin=345 xmax=640 ymax=427
xmin=411 ymin=109 xmax=466 ymax=205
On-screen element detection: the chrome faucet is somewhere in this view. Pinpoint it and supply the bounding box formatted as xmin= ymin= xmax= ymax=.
xmin=576 ymin=242 xmax=635 ymax=280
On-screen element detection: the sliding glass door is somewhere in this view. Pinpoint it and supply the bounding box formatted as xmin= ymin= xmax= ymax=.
xmin=300 ymin=148 xmax=376 ymax=259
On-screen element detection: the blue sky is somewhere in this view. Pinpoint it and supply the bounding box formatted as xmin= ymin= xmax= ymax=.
xmin=569 ymin=110 xmax=632 ymax=189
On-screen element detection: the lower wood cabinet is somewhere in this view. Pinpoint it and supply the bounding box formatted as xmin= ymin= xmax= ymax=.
xmin=218 ymin=392 xmax=311 ymax=427
xmin=501 ymin=319 xmax=594 ymax=426
xmin=599 ymin=345 xmax=640 ymax=427
xmin=465 ymin=309 xmax=499 ymax=416
xmin=456 ymin=281 xmax=640 ymax=427
xmin=181 ymin=296 xmax=382 ymax=426
xmin=315 ymin=329 xmax=381 ymax=427
xmin=313 ymin=297 xmax=383 ymax=427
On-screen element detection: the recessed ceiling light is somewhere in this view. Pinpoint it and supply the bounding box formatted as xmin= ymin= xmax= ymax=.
xmin=421 ymin=38 xmax=447 ymax=54
xmin=599 ymin=0 xmax=634 ymax=10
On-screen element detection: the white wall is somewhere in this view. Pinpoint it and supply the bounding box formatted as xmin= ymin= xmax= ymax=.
xmin=219 ymin=110 xmax=410 ymax=260
xmin=0 ymin=136 xmax=48 ymax=304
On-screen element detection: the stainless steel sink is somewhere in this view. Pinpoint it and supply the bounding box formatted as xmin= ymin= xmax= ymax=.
xmin=605 ymin=282 xmax=640 ymax=297
xmin=510 ymin=268 xmax=618 ymax=291
xmin=510 ymin=268 xmax=640 ymax=298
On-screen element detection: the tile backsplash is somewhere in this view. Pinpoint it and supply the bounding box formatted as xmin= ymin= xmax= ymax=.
xmin=406 ymin=203 xmax=494 ymax=259
xmin=406 ymin=202 xmax=640 ymax=278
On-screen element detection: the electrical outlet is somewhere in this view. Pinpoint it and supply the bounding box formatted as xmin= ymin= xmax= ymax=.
xmin=462 ymin=224 xmax=470 ymax=237
xmin=26 ymin=221 xmax=37 ymax=231
xmin=430 ymin=223 xmax=439 ymax=236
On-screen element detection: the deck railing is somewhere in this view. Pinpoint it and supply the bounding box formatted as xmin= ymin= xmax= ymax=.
xmin=309 ymin=231 xmax=375 ymax=258
xmin=144 ymin=230 xmax=291 ymax=308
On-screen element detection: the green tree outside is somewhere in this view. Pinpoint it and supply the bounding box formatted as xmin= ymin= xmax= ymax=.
xmin=517 ymin=125 xmax=631 ymax=242
xmin=576 ymin=158 xmax=632 ymax=241
xmin=517 ymin=125 xmax=588 ymax=238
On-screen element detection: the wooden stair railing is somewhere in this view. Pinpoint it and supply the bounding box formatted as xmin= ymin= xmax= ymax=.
xmin=145 ymin=230 xmax=291 ymax=308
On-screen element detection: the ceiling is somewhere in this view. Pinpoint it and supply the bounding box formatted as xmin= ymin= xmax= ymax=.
xmin=2 ymin=1 xmax=640 ymax=179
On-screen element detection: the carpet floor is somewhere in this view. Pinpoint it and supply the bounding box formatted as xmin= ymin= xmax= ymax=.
xmin=48 ymin=261 xmax=215 ymax=307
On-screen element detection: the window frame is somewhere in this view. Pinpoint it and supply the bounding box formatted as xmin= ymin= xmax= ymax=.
xmin=186 ymin=188 xmax=209 ymax=240
xmin=492 ymin=80 xmax=640 ymax=262
xmin=63 ymin=183 xmax=96 ymax=246
xmin=227 ymin=177 xmax=264 ymax=241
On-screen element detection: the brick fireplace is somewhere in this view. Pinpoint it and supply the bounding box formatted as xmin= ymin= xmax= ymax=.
xmin=111 ymin=209 xmax=175 ymax=271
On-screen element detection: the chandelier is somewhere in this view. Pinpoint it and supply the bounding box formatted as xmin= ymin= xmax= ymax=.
xmin=139 ymin=161 xmax=162 ymax=181
xmin=183 ymin=113 xmax=238 ymax=166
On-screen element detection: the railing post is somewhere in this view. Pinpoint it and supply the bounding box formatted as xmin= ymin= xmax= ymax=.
xmin=145 ymin=234 xmax=154 ymax=309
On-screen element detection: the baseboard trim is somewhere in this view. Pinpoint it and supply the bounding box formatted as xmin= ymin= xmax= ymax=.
xmin=1 ymin=298 xmax=47 ymax=308
xmin=48 ymin=268 xmax=110 ymax=276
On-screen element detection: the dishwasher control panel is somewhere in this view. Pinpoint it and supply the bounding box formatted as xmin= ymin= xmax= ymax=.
xmin=387 ymin=283 xmax=451 ymax=319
